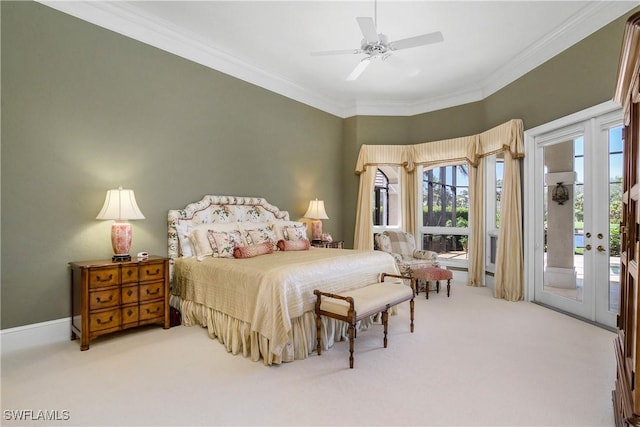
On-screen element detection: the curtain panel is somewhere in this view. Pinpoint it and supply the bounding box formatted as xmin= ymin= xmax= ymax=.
xmin=353 ymin=119 xmax=524 ymax=300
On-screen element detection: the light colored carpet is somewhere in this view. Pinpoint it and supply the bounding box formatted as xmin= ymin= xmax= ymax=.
xmin=1 ymin=276 xmax=616 ymax=426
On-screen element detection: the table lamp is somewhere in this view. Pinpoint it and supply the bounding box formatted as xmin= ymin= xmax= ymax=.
xmin=96 ymin=186 xmax=145 ymax=262
xmin=303 ymin=198 xmax=329 ymax=244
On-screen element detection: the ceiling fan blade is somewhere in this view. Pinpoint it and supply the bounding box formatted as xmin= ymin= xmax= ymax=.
xmin=356 ymin=17 xmax=379 ymax=44
xmin=310 ymin=49 xmax=363 ymax=56
xmin=346 ymin=58 xmax=371 ymax=81
xmin=389 ymin=31 xmax=444 ymax=51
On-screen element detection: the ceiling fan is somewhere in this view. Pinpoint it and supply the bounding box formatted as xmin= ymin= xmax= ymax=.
xmin=311 ymin=4 xmax=444 ymax=81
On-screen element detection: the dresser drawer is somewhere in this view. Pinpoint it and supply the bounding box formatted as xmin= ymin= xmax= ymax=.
xmin=70 ymin=256 xmax=169 ymax=350
xmin=88 ymin=266 xmax=119 ymax=289
xmin=89 ymin=288 xmax=120 ymax=311
xmin=140 ymin=301 xmax=164 ymax=321
xmin=122 ymin=285 xmax=138 ymax=305
xmin=139 ymin=262 xmax=164 ymax=282
xmin=140 ymin=282 xmax=164 ymax=302
xmin=121 ymin=265 xmax=139 ymax=284
xmin=90 ymin=309 xmax=121 ymax=331
xmin=121 ymin=306 xmax=139 ymax=325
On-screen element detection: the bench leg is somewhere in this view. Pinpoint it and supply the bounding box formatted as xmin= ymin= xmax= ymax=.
xmin=447 ymin=279 xmax=451 ymax=297
xmin=436 ymin=280 xmax=440 ymax=293
xmin=425 ymin=281 xmax=429 ymax=299
xmin=381 ymin=310 xmax=389 ymax=348
xmin=410 ymin=298 xmax=415 ymax=333
xmin=316 ymin=314 xmax=322 ymax=355
xmin=348 ymin=322 xmax=355 ymax=369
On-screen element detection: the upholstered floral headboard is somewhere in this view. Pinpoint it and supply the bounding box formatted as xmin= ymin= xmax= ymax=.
xmin=167 ymin=195 xmax=290 ymax=278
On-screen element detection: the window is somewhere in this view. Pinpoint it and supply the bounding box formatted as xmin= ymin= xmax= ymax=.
xmin=374 ymin=169 xmax=389 ymax=226
xmin=486 ymin=152 xmax=504 ymax=269
xmin=373 ymin=166 xmax=400 ymax=228
xmin=419 ymin=164 xmax=469 ymax=265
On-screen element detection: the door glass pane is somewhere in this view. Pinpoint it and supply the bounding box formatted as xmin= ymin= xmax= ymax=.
xmin=609 ymin=126 xmax=623 ymax=313
xmin=543 ymin=138 xmax=582 ymax=302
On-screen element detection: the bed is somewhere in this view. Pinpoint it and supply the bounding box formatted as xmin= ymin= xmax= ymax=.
xmin=168 ymin=195 xmax=400 ymax=365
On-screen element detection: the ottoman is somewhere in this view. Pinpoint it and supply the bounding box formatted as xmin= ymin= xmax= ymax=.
xmin=412 ymin=267 xmax=452 ymax=299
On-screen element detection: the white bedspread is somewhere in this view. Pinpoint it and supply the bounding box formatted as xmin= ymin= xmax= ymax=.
xmin=172 ymin=248 xmax=399 ymax=357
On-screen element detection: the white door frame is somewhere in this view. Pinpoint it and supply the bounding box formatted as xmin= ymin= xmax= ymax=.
xmin=524 ymin=101 xmax=622 ymax=315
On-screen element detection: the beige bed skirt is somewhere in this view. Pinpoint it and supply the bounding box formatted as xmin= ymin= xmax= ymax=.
xmin=170 ymin=295 xmax=375 ymax=365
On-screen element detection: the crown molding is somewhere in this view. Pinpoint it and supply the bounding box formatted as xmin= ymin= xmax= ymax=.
xmin=37 ymin=1 xmax=640 ymax=118
xmin=480 ymin=1 xmax=640 ymax=100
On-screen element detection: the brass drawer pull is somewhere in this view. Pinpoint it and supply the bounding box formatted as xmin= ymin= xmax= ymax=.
xmin=96 ymin=295 xmax=113 ymax=304
xmin=146 ymin=307 xmax=161 ymax=315
xmin=96 ymin=316 xmax=114 ymax=325
xmin=146 ymin=288 xmax=160 ymax=296
xmin=96 ymin=274 xmax=113 ymax=282
xmin=146 ymin=268 xmax=161 ymax=276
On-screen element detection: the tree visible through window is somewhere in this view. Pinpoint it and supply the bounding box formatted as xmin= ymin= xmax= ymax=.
xmin=421 ymin=164 xmax=469 ymax=259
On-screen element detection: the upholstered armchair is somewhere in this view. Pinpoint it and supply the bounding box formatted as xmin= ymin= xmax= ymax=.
xmin=375 ymin=231 xmax=438 ymax=275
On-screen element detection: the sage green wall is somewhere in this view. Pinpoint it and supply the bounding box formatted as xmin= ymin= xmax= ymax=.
xmin=1 ymin=1 xmax=343 ymax=328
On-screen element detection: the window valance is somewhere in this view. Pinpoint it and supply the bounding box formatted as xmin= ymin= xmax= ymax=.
xmin=354 ymin=119 xmax=524 ymax=174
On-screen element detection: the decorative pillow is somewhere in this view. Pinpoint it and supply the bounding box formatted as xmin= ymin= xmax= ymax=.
xmin=413 ymin=249 xmax=437 ymax=261
xmin=277 ymin=239 xmax=310 ymax=251
xmin=247 ymin=227 xmax=278 ymax=247
xmin=208 ymin=230 xmax=244 ymax=258
xmin=190 ymin=228 xmax=216 ymax=260
xmin=271 ymin=220 xmax=306 ymax=241
xmin=175 ymin=222 xmax=195 ymax=257
xmin=283 ymin=224 xmax=307 ymax=241
xmin=233 ymin=242 xmax=274 ymax=259
xmin=375 ymin=233 xmax=393 ymax=253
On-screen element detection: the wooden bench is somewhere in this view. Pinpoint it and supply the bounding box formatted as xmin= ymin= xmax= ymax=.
xmin=314 ymin=273 xmax=415 ymax=368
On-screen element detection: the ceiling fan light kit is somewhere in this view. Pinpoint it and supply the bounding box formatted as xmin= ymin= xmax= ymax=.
xmin=311 ymin=6 xmax=443 ymax=81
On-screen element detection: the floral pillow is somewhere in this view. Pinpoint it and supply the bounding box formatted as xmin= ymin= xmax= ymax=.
xmin=271 ymin=220 xmax=306 ymax=241
xmin=233 ymin=242 xmax=274 ymax=259
xmin=208 ymin=230 xmax=243 ymax=258
xmin=247 ymin=226 xmax=278 ymax=247
xmin=283 ymin=224 xmax=307 ymax=241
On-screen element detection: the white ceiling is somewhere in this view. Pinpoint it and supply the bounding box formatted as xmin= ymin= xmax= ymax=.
xmin=40 ymin=1 xmax=639 ymax=118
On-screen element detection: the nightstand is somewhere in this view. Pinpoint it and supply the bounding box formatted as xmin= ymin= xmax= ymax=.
xmin=70 ymin=256 xmax=169 ymax=350
xmin=311 ymin=240 xmax=344 ymax=249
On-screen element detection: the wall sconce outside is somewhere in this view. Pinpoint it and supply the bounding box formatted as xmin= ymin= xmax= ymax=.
xmin=552 ymin=182 xmax=570 ymax=205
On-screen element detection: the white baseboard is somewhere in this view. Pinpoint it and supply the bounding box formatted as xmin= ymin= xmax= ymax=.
xmin=1 ymin=318 xmax=70 ymax=354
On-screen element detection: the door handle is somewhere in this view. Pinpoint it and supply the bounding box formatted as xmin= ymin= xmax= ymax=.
xmin=597 ymin=245 xmax=606 ymax=252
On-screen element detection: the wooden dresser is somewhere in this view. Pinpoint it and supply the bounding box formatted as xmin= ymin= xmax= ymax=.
xmin=613 ymin=11 xmax=640 ymax=427
xmin=70 ymin=256 xmax=169 ymax=350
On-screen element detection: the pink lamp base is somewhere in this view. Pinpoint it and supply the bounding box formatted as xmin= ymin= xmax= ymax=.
xmin=311 ymin=219 xmax=323 ymax=243
xmin=111 ymin=221 xmax=132 ymax=261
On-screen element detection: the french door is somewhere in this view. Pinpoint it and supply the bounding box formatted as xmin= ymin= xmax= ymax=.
xmin=526 ymin=104 xmax=623 ymax=329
